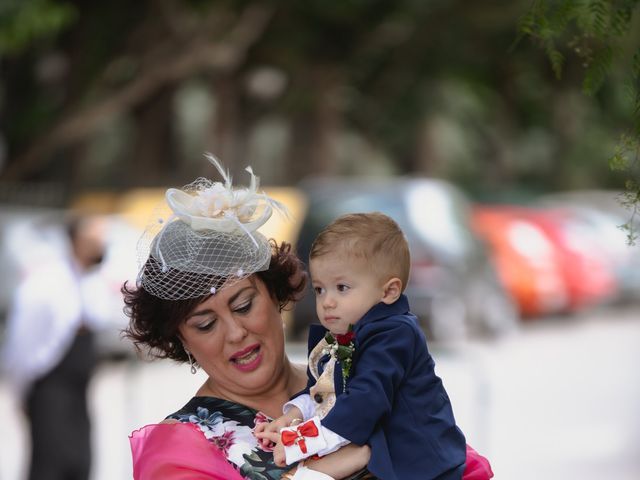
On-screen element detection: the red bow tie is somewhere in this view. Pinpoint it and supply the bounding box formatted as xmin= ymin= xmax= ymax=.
xmin=281 ymin=420 xmax=319 ymax=454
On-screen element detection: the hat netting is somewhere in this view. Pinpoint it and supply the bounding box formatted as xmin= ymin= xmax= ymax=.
xmin=136 ymin=154 xmax=286 ymax=300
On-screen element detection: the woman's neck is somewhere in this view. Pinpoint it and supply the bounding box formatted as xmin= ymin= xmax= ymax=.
xmin=198 ymin=358 xmax=307 ymax=418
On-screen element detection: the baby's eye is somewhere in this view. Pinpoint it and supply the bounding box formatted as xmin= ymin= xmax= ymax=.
xmin=337 ymin=284 xmax=350 ymax=292
xmin=314 ymin=286 xmax=325 ymax=295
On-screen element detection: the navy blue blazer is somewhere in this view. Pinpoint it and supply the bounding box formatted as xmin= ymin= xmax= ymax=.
xmin=303 ymin=295 xmax=466 ymax=480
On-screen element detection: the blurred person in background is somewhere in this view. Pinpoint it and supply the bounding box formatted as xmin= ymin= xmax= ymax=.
xmin=124 ymin=157 xmax=371 ymax=479
xmin=1 ymin=214 xmax=109 ymax=480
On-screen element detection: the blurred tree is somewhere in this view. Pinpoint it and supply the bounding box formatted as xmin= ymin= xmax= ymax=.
xmin=0 ymin=0 xmax=274 ymax=189
xmin=0 ymin=0 xmax=636 ymax=203
xmin=518 ymin=0 xmax=640 ymax=242
xmin=0 ymin=0 xmax=76 ymax=55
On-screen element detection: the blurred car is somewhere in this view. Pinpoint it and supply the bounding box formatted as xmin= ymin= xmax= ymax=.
xmin=291 ymin=177 xmax=518 ymax=342
xmin=472 ymin=206 xmax=569 ymax=317
xmin=519 ymin=207 xmax=618 ymax=311
xmin=473 ymin=204 xmax=618 ymax=316
xmin=537 ymin=190 xmax=640 ymax=304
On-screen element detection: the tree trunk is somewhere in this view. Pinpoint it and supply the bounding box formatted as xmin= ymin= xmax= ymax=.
xmin=415 ymin=116 xmax=441 ymax=176
xmin=286 ymin=66 xmax=343 ymax=182
xmin=208 ymin=74 xmax=251 ymax=180
xmin=130 ymin=85 xmax=176 ymax=186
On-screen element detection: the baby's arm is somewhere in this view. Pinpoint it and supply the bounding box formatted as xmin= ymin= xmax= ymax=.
xmin=258 ymin=417 xmax=352 ymax=472
xmin=273 ymin=407 xmax=304 ymax=431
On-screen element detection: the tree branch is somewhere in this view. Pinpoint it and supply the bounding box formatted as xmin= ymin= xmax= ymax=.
xmin=1 ymin=4 xmax=274 ymax=181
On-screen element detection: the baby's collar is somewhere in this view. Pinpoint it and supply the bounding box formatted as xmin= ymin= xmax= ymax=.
xmin=354 ymin=294 xmax=410 ymax=329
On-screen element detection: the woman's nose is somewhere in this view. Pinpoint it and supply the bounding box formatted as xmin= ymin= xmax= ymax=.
xmin=226 ymin=317 xmax=248 ymax=342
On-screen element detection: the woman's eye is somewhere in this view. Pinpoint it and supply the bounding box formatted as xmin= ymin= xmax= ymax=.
xmin=337 ymin=284 xmax=349 ymax=292
xmin=233 ymin=300 xmax=252 ymax=314
xmin=196 ymin=319 xmax=216 ymax=331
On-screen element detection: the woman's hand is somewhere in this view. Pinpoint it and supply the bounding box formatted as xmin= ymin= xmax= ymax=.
xmin=273 ymin=438 xmax=287 ymax=467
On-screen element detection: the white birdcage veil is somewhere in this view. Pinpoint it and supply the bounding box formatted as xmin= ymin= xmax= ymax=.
xmin=136 ymin=154 xmax=287 ymax=300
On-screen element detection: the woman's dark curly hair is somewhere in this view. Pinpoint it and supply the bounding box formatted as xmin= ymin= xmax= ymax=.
xmin=122 ymin=240 xmax=307 ymax=362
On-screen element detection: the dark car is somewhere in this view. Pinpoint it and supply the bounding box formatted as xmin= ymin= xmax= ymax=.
xmin=291 ymin=177 xmax=518 ymax=342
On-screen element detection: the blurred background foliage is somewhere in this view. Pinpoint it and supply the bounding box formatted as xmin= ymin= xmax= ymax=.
xmin=518 ymin=0 xmax=640 ymax=241
xmin=0 ymin=0 xmax=638 ymax=205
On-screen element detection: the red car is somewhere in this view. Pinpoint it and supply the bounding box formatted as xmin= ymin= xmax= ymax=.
xmin=472 ymin=206 xmax=568 ymax=317
xmin=515 ymin=206 xmax=617 ymax=311
xmin=473 ymin=205 xmax=617 ymax=316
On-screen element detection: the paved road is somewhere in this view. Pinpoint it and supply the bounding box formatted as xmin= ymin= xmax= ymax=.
xmin=1 ymin=307 xmax=639 ymax=479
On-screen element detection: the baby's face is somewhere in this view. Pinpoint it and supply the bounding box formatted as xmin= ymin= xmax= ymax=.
xmin=309 ymin=255 xmax=384 ymax=335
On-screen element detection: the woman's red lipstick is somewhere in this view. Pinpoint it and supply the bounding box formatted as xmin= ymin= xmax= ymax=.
xmin=230 ymin=344 xmax=262 ymax=372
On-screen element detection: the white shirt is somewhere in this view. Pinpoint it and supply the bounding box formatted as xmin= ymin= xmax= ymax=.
xmin=284 ymin=394 xmax=350 ymax=458
xmin=1 ymin=255 xmax=111 ymax=399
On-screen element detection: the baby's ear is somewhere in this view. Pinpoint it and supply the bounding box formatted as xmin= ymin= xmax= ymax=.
xmin=381 ymin=277 xmax=402 ymax=304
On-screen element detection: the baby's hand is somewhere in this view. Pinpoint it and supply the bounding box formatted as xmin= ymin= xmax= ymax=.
xmin=254 ymin=421 xmax=278 ymax=449
xmin=254 ymin=421 xmax=276 ymax=435
xmin=255 ymin=409 xmax=303 ymax=454
xmin=254 ymin=423 xmax=290 ymax=464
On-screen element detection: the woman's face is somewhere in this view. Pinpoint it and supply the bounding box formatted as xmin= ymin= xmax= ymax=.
xmin=178 ymin=275 xmax=286 ymax=398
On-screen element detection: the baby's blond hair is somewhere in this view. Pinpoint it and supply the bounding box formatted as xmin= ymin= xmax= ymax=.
xmin=310 ymin=212 xmax=410 ymax=291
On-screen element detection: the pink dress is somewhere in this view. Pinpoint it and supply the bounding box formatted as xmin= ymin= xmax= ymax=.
xmin=131 ymin=423 xmax=243 ymax=480
xmin=130 ymin=396 xmax=493 ymax=479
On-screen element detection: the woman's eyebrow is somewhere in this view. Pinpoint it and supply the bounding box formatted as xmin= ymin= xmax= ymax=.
xmin=187 ymin=286 xmax=255 ymax=320
xmin=186 ymin=309 xmax=213 ymax=321
xmin=228 ymin=286 xmax=255 ymax=305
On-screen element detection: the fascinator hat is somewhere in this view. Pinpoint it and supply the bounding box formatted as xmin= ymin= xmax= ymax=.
xmin=137 ymin=154 xmax=287 ymax=300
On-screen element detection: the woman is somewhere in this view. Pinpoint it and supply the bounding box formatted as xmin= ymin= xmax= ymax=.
xmin=124 ymin=156 xmax=492 ymax=479
xmin=124 ymin=156 xmax=372 ymax=480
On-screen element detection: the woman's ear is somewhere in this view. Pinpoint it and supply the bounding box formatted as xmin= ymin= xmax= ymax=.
xmin=381 ymin=277 xmax=403 ymax=304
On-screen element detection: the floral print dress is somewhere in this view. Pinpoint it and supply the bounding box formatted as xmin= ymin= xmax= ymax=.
xmin=167 ymin=396 xmax=288 ymax=480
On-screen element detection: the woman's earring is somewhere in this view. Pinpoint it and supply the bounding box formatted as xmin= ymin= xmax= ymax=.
xmin=185 ymin=349 xmax=197 ymax=375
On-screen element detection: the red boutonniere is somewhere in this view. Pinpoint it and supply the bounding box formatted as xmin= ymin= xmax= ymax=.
xmin=335 ymin=330 xmax=355 ymax=346
xmin=324 ymin=324 xmax=355 ymax=391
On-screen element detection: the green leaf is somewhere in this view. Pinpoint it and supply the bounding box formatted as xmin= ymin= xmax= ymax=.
xmin=609 ymin=153 xmax=628 ymax=171
xmin=583 ymin=45 xmax=612 ymax=95
xmin=545 ymin=41 xmax=565 ymax=79
xmin=610 ymin=4 xmax=633 ymax=35
xmin=244 ymin=452 xmax=263 ymax=462
xmin=336 ymin=345 xmax=353 ymax=361
xmin=549 ymin=0 xmax=580 ymax=31
xmin=246 ymin=472 xmax=268 ymax=480
xmin=240 ymin=460 xmax=268 ymax=480
xmin=0 ymin=0 xmax=77 ymax=55
xmin=588 ymin=0 xmax=609 ymax=37
xmin=632 ymin=49 xmax=640 ymax=80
